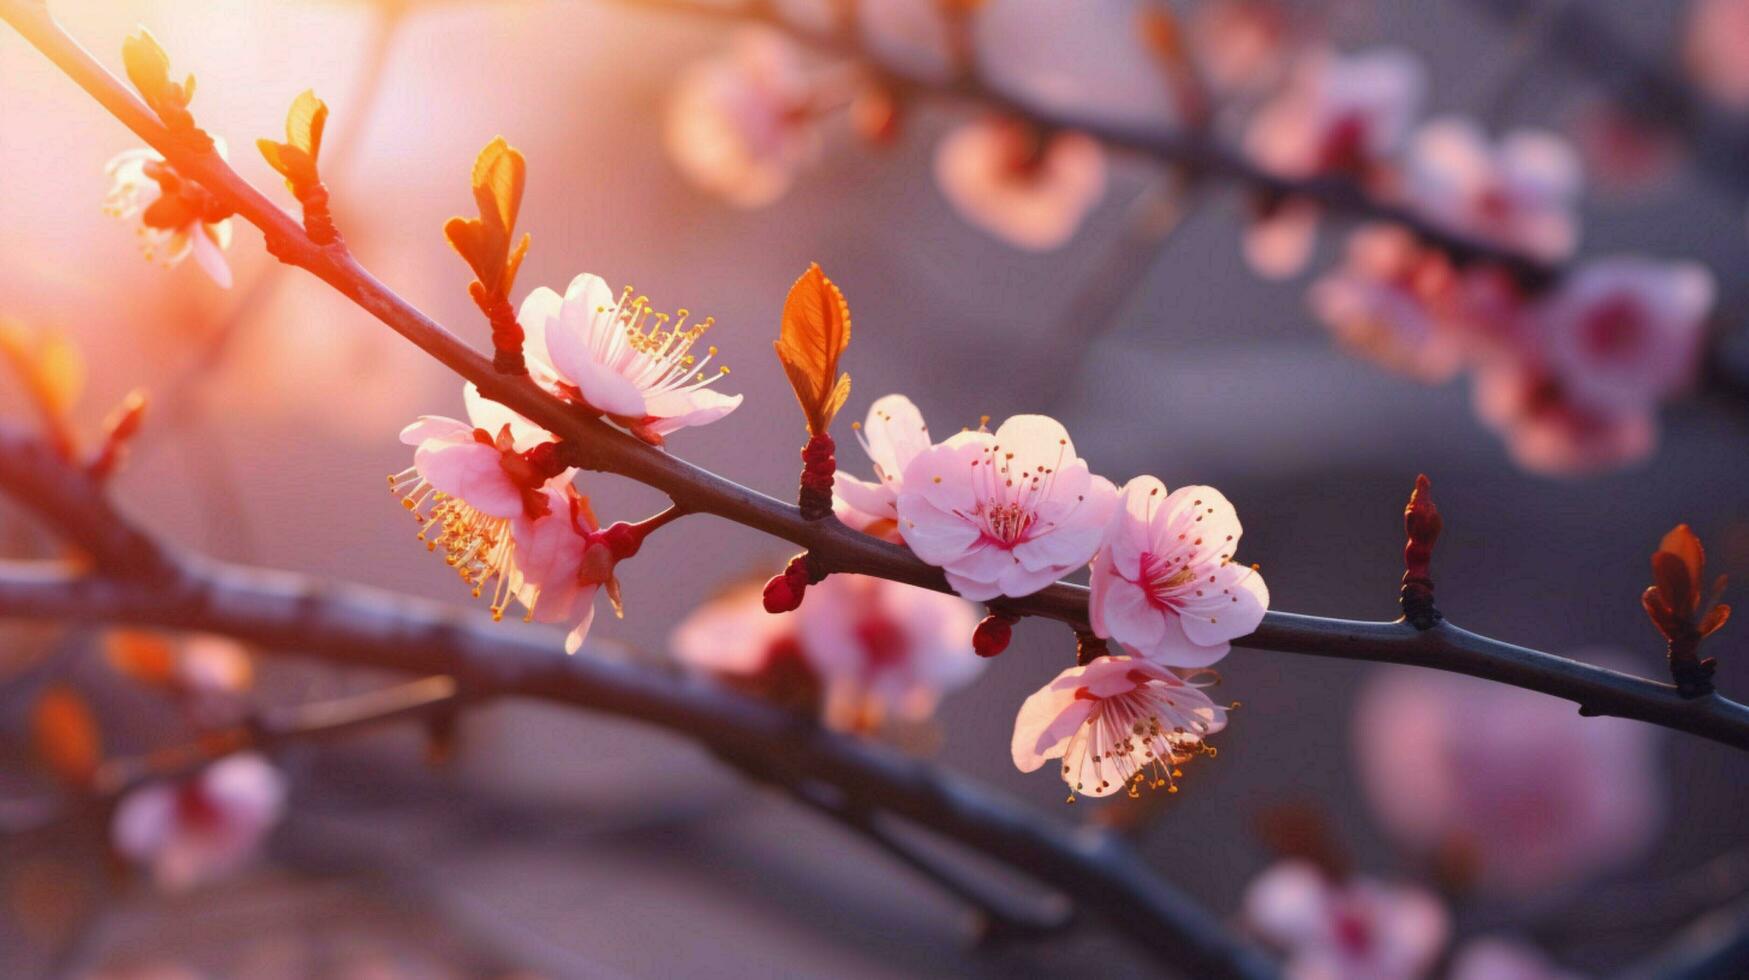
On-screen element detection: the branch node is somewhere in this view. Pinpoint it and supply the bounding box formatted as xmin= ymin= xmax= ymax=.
xmin=1074 ymin=629 xmax=1109 ymax=666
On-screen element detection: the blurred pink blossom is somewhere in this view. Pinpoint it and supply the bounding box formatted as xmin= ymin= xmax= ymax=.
xmin=1468 ymin=258 xmax=1712 ymax=475
xmin=1472 ymin=358 xmax=1659 ymax=476
xmin=112 ymin=753 xmax=287 ymax=892
xmin=1405 ymin=117 xmax=1583 ymax=262
xmin=896 ymin=414 xmax=1116 ymax=600
xmin=175 ymin=635 xmax=253 ymax=696
xmin=834 ymin=394 xmax=933 ymax=543
xmin=1540 ymin=258 xmax=1715 ymax=414
xmin=1449 ymin=938 xmax=1582 ymax=980
xmin=1241 ymin=47 xmax=1425 ymax=277
xmin=1089 ymin=477 xmax=1268 ymax=668
xmin=1569 ymin=101 xmax=1680 ymax=196
xmin=1354 ymin=663 xmax=1663 ymax=895
xmin=520 ymin=272 xmax=742 ymax=444
xmin=103 ymin=146 xmax=233 ymax=288
xmin=1190 ymin=0 xmax=1293 ymax=99
xmin=1011 ymin=656 xmax=1226 ymax=799
xmin=665 ymin=30 xmax=822 ymax=208
xmin=1246 ymin=47 xmax=1425 ymax=179
xmin=1685 ymin=0 xmax=1749 ymax=109
xmin=672 ymin=575 xmax=984 ymax=731
xmin=933 ymin=117 xmax=1108 ymax=251
xmin=1308 ymin=224 xmax=1465 ymax=382
xmin=1242 ymin=859 xmax=1449 ymax=980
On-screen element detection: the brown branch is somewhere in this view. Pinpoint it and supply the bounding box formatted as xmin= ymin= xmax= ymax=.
xmin=0 ymin=561 xmax=1276 ymax=978
xmin=0 ymin=0 xmax=1745 ymax=750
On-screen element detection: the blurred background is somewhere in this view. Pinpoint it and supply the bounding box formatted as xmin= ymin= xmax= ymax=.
xmin=1 ymin=0 xmax=1747 ymax=976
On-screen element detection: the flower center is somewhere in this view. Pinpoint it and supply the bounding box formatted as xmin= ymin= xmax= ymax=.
xmin=960 ymin=437 xmax=1076 ymax=548
xmin=596 ymin=285 xmax=731 ymax=406
xmin=1140 ymin=552 xmax=1199 ymax=605
xmin=1061 ymin=683 xmax=1213 ymax=801
xmin=388 ymin=469 xmax=518 ymax=622
xmin=1578 ymin=294 xmax=1648 ymax=362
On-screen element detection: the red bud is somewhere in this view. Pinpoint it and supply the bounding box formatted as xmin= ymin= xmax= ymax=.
xmin=973 ymin=613 xmax=1014 ymax=658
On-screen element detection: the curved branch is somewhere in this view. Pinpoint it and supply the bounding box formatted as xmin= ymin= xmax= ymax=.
xmin=0 ymin=558 xmax=1277 ymax=980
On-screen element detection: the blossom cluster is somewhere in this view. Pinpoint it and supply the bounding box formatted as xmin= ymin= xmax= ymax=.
xmin=1267 ymin=51 xmax=1717 ymax=476
xmin=654 ymin=9 xmax=1721 ymax=477
xmin=1240 ymin=654 xmax=1662 ymax=980
xmin=834 ymin=396 xmax=1268 ymax=798
xmin=392 ymin=273 xmax=742 ymax=653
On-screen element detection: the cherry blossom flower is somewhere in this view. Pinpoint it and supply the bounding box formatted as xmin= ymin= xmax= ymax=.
xmin=1089 ymin=477 xmax=1268 ymax=669
xmin=103 ymin=144 xmax=234 ymax=288
xmin=1190 ymin=0 xmax=1292 ymax=100
xmin=895 ymin=414 xmax=1116 ymax=601
xmin=1011 ymin=656 xmax=1226 ymax=800
xmin=1405 ymin=117 xmax=1583 ymax=262
xmin=1242 ymin=47 xmax=1425 ymax=277
xmin=1685 ymin=0 xmax=1749 ymax=110
xmin=518 ymin=272 xmax=742 ymax=444
xmin=1472 ymin=358 xmax=1658 ymax=476
xmin=1469 ymin=258 xmax=1712 ymax=475
xmin=1539 ymin=257 xmax=1714 ymax=414
xmin=1308 ymin=224 xmax=1465 ymax=382
xmin=665 ymin=29 xmax=821 ymax=208
xmin=673 ymin=575 xmax=985 ymax=731
xmin=1449 ymin=938 xmax=1582 ymax=980
xmin=1354 ymin=662 xmax=1663 ymax=895
xmin=390 ymin=384 xmax=575 ymax=624
xmin=833 ymin=394 xmax=933 ymax=543
xmin=111 ymin=753 xmax=287 ymax=892
xmin=933 ymin=116 xmax=1108 ymax=251
xmin=1242 ymin=859 xmax=1449 ymax=980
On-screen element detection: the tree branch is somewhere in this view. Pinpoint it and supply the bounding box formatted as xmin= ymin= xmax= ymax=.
xmin=0 ymin=0 xmax=1741 ymax=743
xmin=0 ymin=0 xmax=1744 ymax=752
xmin=0 ymin=560 xmax=1276 ymax=978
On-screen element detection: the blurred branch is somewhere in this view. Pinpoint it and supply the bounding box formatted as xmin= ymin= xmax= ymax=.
xmin=1618 ymin=893 xmax=1749 ymax=980
xmin=2 ymin=676 xmax=462 ymax=834
xmin=1464 ymin=0 xmax=1749 ymax=197
xmin=0 ymin=0 xmax=1744 ymax=749
xmin=723 ymin=746 xmax=1076 ymax=941
xmin=0 ymin=565 xmax=1272 ymax=974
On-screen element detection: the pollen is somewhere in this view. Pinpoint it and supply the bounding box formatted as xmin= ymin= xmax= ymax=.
xmin=389 ymin=467 xmax=519 ymax=621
